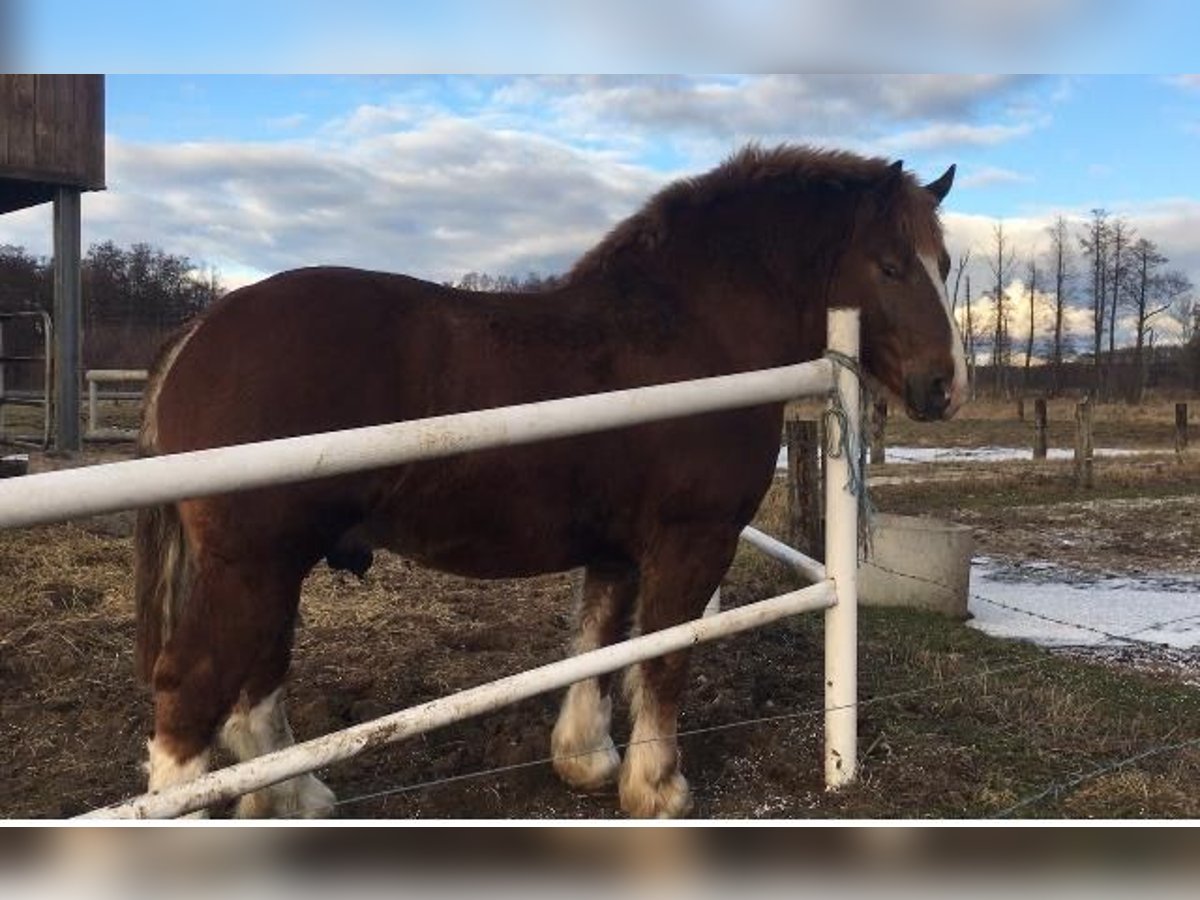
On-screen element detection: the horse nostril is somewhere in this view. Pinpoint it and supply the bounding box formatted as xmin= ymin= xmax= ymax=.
xmin=927 ymin=377 xmax=951 ymax=417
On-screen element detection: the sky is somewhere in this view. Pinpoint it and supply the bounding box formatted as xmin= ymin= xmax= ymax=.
xmin=6 ymin=0 xmax=1200 ymax=73
xmin=1 ymin=6 xmax=1198 ymax=350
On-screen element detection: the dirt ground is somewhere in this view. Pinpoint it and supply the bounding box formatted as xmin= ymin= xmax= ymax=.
xmin=0 ymin=488 xmax=832 ymax=820
xmin=2 ymin=399 xmax=1198 ymax=819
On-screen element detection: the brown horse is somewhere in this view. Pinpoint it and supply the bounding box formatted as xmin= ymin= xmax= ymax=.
xmin=134 ymin=144 xmax=964 ymax=818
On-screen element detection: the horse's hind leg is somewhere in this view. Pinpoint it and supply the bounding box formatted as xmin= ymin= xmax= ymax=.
xmin=219 ymin=618 xmax=336 ymax=819
xmin=551 ymin=564 xmax=637 ymax=792
xmin=146 ymin=558 xmax=324 ymax=817
xmin=619 ymin=526 xmax=740 ymax=818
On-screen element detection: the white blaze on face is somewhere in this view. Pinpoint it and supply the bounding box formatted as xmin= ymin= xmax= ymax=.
xmin=918 ymin=252 xmax=969 ymax=417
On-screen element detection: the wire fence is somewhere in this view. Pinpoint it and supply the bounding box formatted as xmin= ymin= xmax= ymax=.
xmin=238 ymin=553 xmax=1194 ymax=820
xmin=58 ymin=524 xmax=1196 ymax=820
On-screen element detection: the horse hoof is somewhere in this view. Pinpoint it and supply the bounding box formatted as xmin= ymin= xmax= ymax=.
xmin=552 ymin=736 xmax=621 ymax=792
xmin=234 ymin=774 xmax=336 ymax=819
xmin=619 ymin=770 xmax=693 ymax=819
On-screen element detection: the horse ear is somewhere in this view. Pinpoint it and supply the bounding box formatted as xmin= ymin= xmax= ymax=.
xmin=924 ymin=164 xmax=956 ymax=205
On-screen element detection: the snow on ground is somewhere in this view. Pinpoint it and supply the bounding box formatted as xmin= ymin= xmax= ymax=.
xmin=967 ymin=557 xmax=1200 ymax=650
xmin=884 ymin=446 xmax=1142 ymax=464
xmin=775 ymin=445 xmax=1143 ymax=469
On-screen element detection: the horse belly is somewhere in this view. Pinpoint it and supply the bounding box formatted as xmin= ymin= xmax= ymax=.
xmin=359 ymin=456 xmax=595 ymax=580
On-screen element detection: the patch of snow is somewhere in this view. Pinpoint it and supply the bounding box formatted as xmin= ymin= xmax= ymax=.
xmin=967 ymin=557 xmax=1200 ymax=650
xmin=775 ymin=445 xmax=1144 ymax=469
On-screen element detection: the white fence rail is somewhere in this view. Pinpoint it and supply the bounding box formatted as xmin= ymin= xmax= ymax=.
xmin=0 ymin=360 xmax=836 ymax=530
xmin=0 ymin=309 xmax=861 ymax=818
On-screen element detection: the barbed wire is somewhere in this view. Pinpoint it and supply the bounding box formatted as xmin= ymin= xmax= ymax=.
xmin=991 ymin=736 xmax=1200 ymax=819
xmin=72 ymin=552 xmax=1191 ymax=820
xmin=316 ymin=546 xmax=1200 ymax=816
xmin=55 ymin=524 xmax=1195 ymax=821
xmin=316 ymin=656 xmax=1046 ymax=818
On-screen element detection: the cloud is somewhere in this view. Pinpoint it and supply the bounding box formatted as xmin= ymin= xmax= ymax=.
xmin=1166 ymin=75 xmax=1200 ymax=91
xmin=881 ymin=121 xmax=1037 ymax=152
xmin=500 ymin=75 xmax=1035 ymax=146
xmin=265 ymin=113 xmax=309 ymax=130
xmin=959 ymin=166 xmax=1034 ymax=189
xmin=44 ymin=126 xmax=663 ymax=286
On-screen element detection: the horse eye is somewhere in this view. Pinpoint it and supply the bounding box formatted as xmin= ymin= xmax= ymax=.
xmin=880 ymin=261 xmax=902 ymax=280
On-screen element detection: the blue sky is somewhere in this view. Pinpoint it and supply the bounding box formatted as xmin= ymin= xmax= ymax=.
xmin=1 ymin=74 xmax=1197 ymax=352
xmin=101 ymin=74 xmax=1200 ymax=219
xmin=9 ymin=1 xmax=1200 ymax=73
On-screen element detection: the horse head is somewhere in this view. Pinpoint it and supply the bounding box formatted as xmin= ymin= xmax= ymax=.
xmin=834 ymin=160 xmax=967 ymax=421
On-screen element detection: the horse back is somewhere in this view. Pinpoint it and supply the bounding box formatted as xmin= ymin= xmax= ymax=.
xmin=147 ymin=266 xmax=784 ymax=576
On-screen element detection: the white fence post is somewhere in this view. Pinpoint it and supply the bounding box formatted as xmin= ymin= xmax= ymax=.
xmin=823 ymin=308 xmax=860 ymax=789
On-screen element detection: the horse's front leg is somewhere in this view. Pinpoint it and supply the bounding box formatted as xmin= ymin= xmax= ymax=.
xmin=618 ymin=525 xmax=740 ymax=818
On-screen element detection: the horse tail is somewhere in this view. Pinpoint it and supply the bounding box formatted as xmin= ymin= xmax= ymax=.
xmin=134 ymin=501 xmax=192 ymax=681
xmin=134 ymin=320 xmax=201 ymax=682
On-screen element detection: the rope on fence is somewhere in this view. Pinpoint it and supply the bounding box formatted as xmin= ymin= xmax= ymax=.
xmin=823 ymin=347 xmax=875 ymax=555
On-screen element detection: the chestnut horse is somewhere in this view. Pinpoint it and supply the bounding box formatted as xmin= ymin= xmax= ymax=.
xmin=134 ymin=145 xmax=964 ymax=818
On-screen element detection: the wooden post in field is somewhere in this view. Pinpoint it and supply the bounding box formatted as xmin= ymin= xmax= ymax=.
xmin=1177 ymin=403 xmax=1189 ymax=455
xmin=1074 ymin=397 xmax=1094 ymax=488
xmin=1033 ymin=398 xmax=1048 ymax=460
xmin=1017 ymin=397 xmax=1026 ymax=421
xmin=869 ymin=396 xmax=887 ymax=466
xmin=786 ymin=416 xmax=823 ymax=561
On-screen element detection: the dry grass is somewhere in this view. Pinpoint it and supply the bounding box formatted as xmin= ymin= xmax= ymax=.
xmin=787 ymin=395 xmax=1195 ymax=450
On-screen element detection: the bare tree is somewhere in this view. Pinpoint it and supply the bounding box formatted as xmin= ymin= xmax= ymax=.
xmin=963 ymin=273 xmax=978 ymax=397
xmin=950 ymin=251 xmax=974 ymax=395
xmin=1046 ymin=215 xmax=1073 ymax=395
xmin=1171 ymin=295 xmax=1197 ymax=346
xmin=1023 ymin=255 xmax=1039 ymax=391
xmin=1126 ymin=237 xmax=1164 ymax=403
xmin=1105 ymin=218 xmax=1133 ymax=398
xmin=986 ymin=222 xmax=1016 ymax=396
xmin=950 ymin=250 xmax=971 ymax=316
xmin=1079 ymin=209 xmax=1109 ymax=397
xmin=1126 ymin=238 xmax=1193 ymax=403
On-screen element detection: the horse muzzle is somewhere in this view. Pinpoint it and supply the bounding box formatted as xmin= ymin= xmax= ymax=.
xmin=903 ymin=370 xmax=961 ymax=421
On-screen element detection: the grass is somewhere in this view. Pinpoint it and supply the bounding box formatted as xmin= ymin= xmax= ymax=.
xmin=721 ymin=525 xmax=1200 ymax=820
xmin=845 ymin=608 xmax=1200 ymax=818
xmin=789 ymin=395 xmax=1197 ymax=449
xmin=725 ymin=436 xmax=1200 ymax=819
xmin=874 ymin=456 xmax=1200 ymax=516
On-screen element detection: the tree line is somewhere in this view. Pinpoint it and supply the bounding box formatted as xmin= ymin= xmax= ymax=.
xmin=0 ymin=240 xmax=223 ymax=329
xmin=3 ymin=233 xmax=1195 ymax=402
xmin=955 ymin=214 xmax=1197 ymax=402
xmin=0 ymin=241 xmax=225 ymax=382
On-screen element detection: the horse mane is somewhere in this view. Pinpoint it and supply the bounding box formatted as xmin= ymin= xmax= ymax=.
xmin=568 ymin=143 xmax=939 ymax=282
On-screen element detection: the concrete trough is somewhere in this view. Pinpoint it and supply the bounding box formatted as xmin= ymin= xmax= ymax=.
xmin=858 ymin=513 xmax=973 ymax=618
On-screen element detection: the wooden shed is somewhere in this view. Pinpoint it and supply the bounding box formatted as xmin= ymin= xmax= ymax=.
xmin=0 ymin=75 xmax=105 ymax=214
xmin=0 ymin=75 xmax=106 ymax=451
